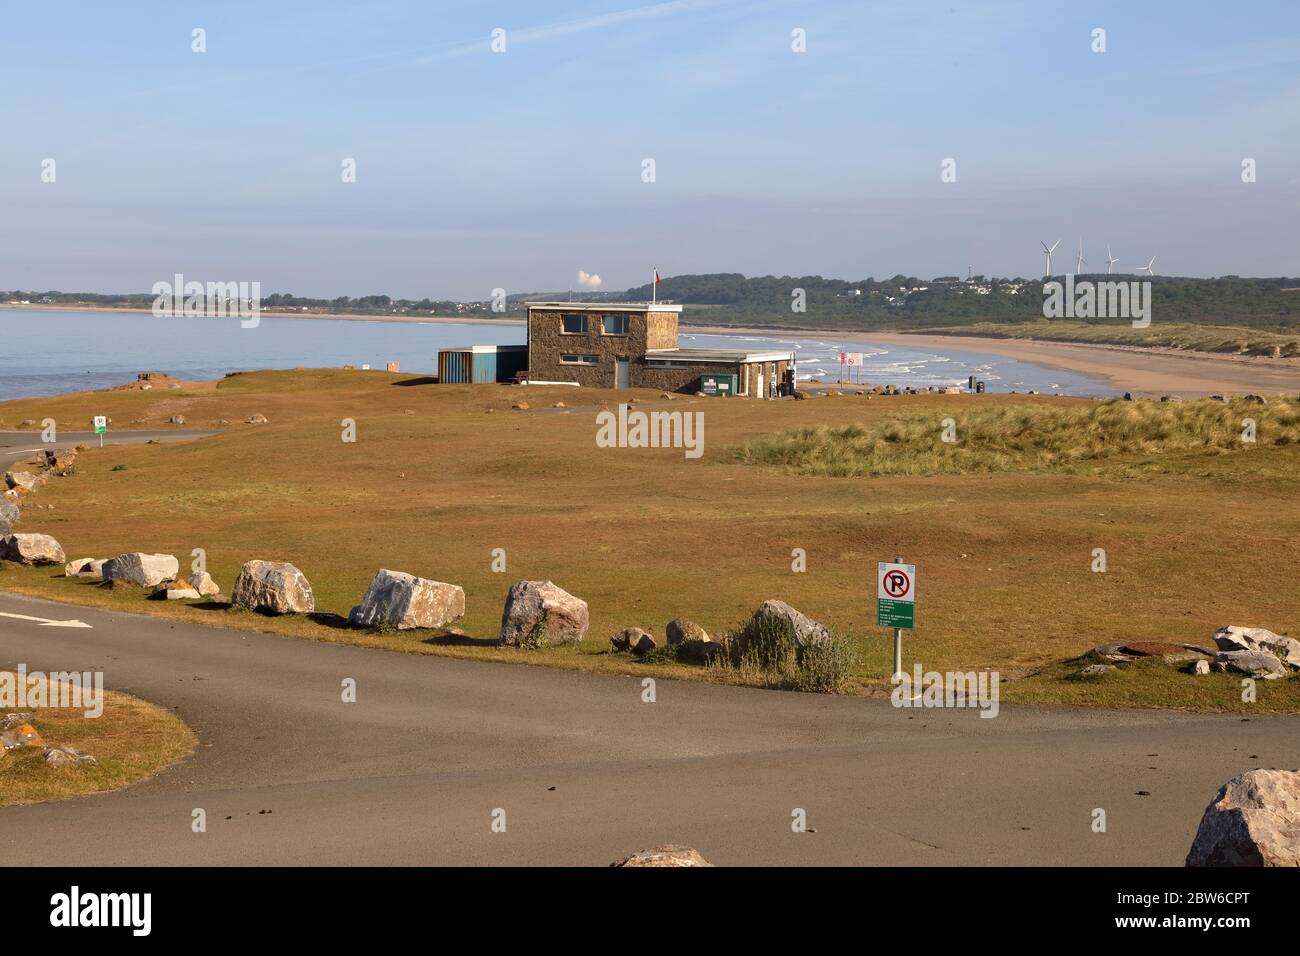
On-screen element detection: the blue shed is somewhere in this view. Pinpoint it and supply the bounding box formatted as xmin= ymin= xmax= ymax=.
xmin=438 ymin=345 xmax=528 ymax=384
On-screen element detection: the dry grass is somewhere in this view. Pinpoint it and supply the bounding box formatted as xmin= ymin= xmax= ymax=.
xmin=728 ymin=397 xmax=1300 ymax=477
xmin=2 ymin=370 xmax=1299 ymax=711
xmin=0 ymin=683 xmax=195 ymax=805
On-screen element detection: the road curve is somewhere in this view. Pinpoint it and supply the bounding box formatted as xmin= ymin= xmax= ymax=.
xmin=0 ymin=590 xmax=1294 ymax=866
xmin=0 ymin=430 xmax=220 ymax=473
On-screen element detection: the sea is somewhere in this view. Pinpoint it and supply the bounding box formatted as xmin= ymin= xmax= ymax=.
xmin=0 ymin=309 xmax=1114 ymax=401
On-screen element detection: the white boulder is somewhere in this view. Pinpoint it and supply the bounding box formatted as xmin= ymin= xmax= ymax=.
xmin=103 ymin=552 xmax=180 ymax=588
xmin=231 ymin=560 xmax=315 ymax=614
xmin=0 ymin=533 xmax=66 ymax=566
xmin=348 ymin=569 xmax=464 ymax=630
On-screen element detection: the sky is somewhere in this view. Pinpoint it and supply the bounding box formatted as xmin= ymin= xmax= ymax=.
xmin=1 ymin=0 xmax=1297 ymax=299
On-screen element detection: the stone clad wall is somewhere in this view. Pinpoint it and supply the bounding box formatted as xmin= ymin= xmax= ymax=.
xmin=527 ymin=309 xmax=648 ymax=386
xmin=645 ymin=311 xmax=679 ymax=350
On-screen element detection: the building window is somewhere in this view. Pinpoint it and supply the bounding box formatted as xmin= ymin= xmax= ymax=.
xmin=561 ymin=314 xmax=587 ymax=334
xmin=602 ymin=314 xmax=629 ymax=335
xmin=560 ymin=354 xmax=599 ymax=365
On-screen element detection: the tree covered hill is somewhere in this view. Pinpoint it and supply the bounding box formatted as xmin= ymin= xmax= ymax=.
xmin=620 ymin=274 xmax=1300 ymax=331
xmin=8 ymin=274 xmax=1300 ymax=331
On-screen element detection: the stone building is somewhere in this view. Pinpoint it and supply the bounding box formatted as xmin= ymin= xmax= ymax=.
xmin=524 ymin=302 xmax=794 ymax=397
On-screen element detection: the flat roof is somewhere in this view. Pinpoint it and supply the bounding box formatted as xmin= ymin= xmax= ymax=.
xmin=524 ymin=301 xmax=683 ymax=313
xmin=645 ymin=348 xmax=795 ymax=364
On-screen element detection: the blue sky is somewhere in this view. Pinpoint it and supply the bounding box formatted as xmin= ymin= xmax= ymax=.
xmin=2 ymin=0 xmax=1297 ymax=298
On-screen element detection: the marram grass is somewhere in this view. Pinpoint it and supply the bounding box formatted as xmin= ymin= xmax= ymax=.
xmin=728 ymin=397 xmax=1300 ymax=477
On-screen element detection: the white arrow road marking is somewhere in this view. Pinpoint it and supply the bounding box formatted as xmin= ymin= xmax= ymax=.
xmin=0 ymin=611 xmax=93 ymax=628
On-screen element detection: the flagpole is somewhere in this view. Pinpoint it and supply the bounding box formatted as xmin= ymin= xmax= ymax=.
xmin=652 ymin=267 xmax=656 ymax=305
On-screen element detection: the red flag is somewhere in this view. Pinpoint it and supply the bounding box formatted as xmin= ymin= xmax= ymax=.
xmin=654 ymin=269 xmax=661 ymax=285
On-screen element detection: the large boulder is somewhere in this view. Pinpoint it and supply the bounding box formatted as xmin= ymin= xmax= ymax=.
xmin=0 ymin=533 xmax=66 ymax=566
xmin=102 ymin=552 xmax=180 ymax=588
xmin=666 ymin=618 xmax=710 ymax=646
xmin=1186 ymin=769 xmax=1300 ymax=867
xmin=1213 ymin=649 xmax=1288 ymax=679
xmin=231 ymin=560 xmax=315 ymax=614
xmin=4 ymin=471 xmax=42 ymax=494
xmin=348 ymin=569 xmax=464 ymax=630
xmin=499 ymin=580 xmax=589 ymax=647
xmin=1213 ymin=625 xmax=1300 ymax=669
xmin=0 ymin=497 xmax=18 ymax=534
xmin=743 ymin=600 xmax=830 ymax=649
xmin=64 ymin=557 xmax=106 ymax=579
xmin=665 ymin=618 xmax=724 ymax=663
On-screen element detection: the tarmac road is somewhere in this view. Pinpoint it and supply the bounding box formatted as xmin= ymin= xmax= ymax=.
xmin=0 ymin=590 xmax=1294 ymax=866
xmin=1 ymin=430 xmax=220 ymax=473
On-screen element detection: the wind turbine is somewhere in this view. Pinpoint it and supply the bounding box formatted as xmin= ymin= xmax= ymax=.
xmin=1106 ymin=245 xmax=1119 ymax=274
xmin=1075 ymin=239 xmax=1086 ymax=275
xmin=1136 ymin=256 xmax=1156 ymax=276
xmin=1041 ymin=239 xmax=1061 ymax=277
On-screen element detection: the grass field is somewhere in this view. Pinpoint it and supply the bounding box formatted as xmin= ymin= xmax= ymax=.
xmin=1 ymin=682 xmax=195 ymax=805
xmin=3 ymin=369 xmax=1299 ymax=712
xmin=916 ymin=320 xmax=1300 ymax=357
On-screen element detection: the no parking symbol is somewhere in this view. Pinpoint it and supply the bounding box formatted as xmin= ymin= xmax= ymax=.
xmin=877 ymin=562 xmax=915 ymax=629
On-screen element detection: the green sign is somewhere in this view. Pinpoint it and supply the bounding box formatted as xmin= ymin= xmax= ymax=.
xmin=877 ymin=561 xmax=916 ymax=629
xmin=877 ymin=598 xmax=914 ymax=629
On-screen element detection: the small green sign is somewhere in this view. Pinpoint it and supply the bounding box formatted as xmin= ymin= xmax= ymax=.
xmin=877 ymin=598 xmax=914 ymax=629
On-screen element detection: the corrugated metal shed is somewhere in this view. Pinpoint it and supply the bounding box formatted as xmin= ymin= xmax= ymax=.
xmin=438 ymin=345 xmax=528 ymax=384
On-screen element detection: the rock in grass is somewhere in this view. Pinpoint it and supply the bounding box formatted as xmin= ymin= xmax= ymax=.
xmin=187 ymin=571 xmax=221 ymax=596
xmin=610 ymin=627 xmax=655 ymax=655
xmin=1186 ymin=769 xmax=1300 ymax=867
xmin=1078 ymin=663 xmax=1114 ymax=678
xmin=0 ymin=533 xmax=66 ymax=566
xmin=103 ymin=552 xmax=179 ymax=588
xmin=4 ymin=471 xmax=43 ymax=493
xmin=0 ymin=497 xmax=20 ymax=534
xmin=348 ymin=569 xmax=464 ymax=630
xmin=1213 ymin=625 xmax=1300 ymax=669
xmin=743 ymin=600 xmax=829 ymax=649
xmin=1213 ymin=649 xmax=1287 ymax=679
xmin=64 ymin=557 xmax=106 ymax=579
xmin=231 ymin=560 xmax=315 ymax=614
xmin=611 ymin=845 xmax=713 ymax=867
xmin=666 ymin=618 xmax=709 ymax=646
xmin=499 ymin=580 xmax=588 ymax=647
xmin=0 ymin=722 xmax=44 ymax=750
xmin=43 ymin=746 xmax=98 ymax=767
xmin=0 ymin=713 xmax=33 ymax=731
xmin=153 ymin=581 xmax=201 ymax=600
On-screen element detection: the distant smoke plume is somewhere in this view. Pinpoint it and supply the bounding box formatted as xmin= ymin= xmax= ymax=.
xmin=577 ymin=270 xmax=602 ymax=288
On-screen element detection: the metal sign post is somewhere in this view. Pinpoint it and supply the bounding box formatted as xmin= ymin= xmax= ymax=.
xmin=877 ymin=555 xmax=916 ymax=679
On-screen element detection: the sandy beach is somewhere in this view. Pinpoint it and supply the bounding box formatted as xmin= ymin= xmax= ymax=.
xmin=687 ymin=324 xmax=1300 ymax=398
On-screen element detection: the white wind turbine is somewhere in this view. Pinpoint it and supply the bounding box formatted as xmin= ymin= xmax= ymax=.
xmin=1075 ymin=239 xmax=1086 ymax=274
xmin=1041 ymin=239 xmax=1061 ymax=277
xmin=1136 ymin=256 xmax=1156 ymax=276
xmin=1106 ymin=245 xmax=1119 ymax=274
